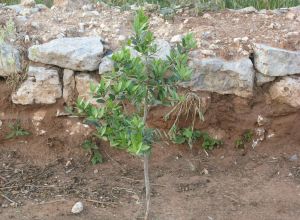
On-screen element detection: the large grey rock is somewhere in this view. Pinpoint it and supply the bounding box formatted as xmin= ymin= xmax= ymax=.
xmin=28 ymin=37 xmax=104 ymax=71
xmin=12 ymin=66 xmax=62 ymax=105
xmin=269 ymin=76 xmax=300 ymax=108
xmin=0 ymin=43 xmax=22 ymax=77
xmin=253 ymin=43 xmax=300 ymax=76
xmin=185 ymin=57 xmax=255 ymax=98
xmin=63 ymin=69 xmax=76 ymax=105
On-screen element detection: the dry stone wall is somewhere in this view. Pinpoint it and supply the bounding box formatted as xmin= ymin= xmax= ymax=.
xmin=0 ymin=2 xmax=300 ymax=110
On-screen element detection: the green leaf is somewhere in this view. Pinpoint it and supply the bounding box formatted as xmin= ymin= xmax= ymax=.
xmin=91 ymin=151 xmax=103 ymax=165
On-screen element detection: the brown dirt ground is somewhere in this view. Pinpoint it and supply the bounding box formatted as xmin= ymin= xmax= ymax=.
xmin=1 ymin=78 xmax=300 ymax=220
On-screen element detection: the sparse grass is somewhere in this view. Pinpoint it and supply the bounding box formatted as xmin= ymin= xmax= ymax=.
xmin=5 ymin=120 xmax=31 ymax=139
xmin=98 ymin=0 xmax=299 ymax=9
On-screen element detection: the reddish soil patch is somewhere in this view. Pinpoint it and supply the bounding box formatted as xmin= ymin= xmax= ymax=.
xmin=1 ymin=80 xmax=300 ymax=220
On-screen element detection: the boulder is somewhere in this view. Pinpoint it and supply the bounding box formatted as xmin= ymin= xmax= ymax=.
xmin=269 ymin=76 xmax=300 ymax=108
xmin=0 ymin=43 xmax=22 ymax=77
xmin=185 ymin=57 xmax=255 ymax=98
xmin=75 ymin=73 xmax=98 ymax=104
xmin=253 ymin=43 xmax=300 ymax=76
xmin=63 ymin=69 xmax=76 ymax=105
xmin=12 ymin=66 xmax=62 ymax=105
xmin=28 ymin=37 xmax=104 ymax=71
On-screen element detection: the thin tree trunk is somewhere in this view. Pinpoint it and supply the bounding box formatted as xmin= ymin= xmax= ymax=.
xmin=144 ymin=153 xmax=150 ymax=220
xmin=143 ymin=91 xmax=150 ymax=220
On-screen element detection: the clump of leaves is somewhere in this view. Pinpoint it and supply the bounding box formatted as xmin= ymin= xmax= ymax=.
xmin=76 ymin=10 xmax=196 ymax=219
xmin=82 ymin=140 xmax=103 ymax=165
xmin=170 ymin=126 xmax=222 ymax=150
xmin=5 ymin=120 xmax=31 ymax=139
xmin=235 ymin=129 xmax=253 ymax=149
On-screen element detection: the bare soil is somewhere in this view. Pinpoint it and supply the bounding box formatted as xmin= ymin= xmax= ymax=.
xmin=1 ymin=79 xmax=300 ymax=220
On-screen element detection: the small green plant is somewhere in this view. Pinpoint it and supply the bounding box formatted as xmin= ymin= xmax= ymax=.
xmin=5 ymin=120 xmax=31 ymax=139
xmin=82 ymin=140 xmax=103 ymax=165
xmin=76 ymin=10 xmax=196 ymax=219
xmin=202 ymin=132 xmax=223 ymax=150
xmin=170 ymin=126 xmax=222 ymax=150
xmin=170 ymin=126 xmax=201 ymax=148
xmin=235 ymin=129 xmax=253 ymax=149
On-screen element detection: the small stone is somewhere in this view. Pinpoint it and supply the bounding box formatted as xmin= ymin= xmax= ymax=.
xmin=170 ymin=34 xmax=183 ymax=43
xmin=237 ymin=6 xmax=257 ymax=14
xmin=241 ymin=37 xmax=249 ymax=43
xmin=289 ymin=154 xmax=298 ymax=161
xmin=257 ymin=115 xmax=269 ymax=126
xmin=0 ymin=120 xmax=2 ymax=129
xmin=200 ymin=49 xmax=215 ymax=56
xmin=203 ymin=13 xmax=212 ymax=19
xmin=286 ymin=12 xmax=296 ymax=20
xmin=21 ymin=0 xmax=35 ymax=7
xmin=202 ymin=168 xmax=209 ymax=175
xmin=118 ymin=35 xmax=126 ymax=42
xmin=33 ymin=110 xmax=47 ymax=122
xmin=71 ymin=201 xmax=84 ymax=214
xmin=233 ymin=38 xmax=241 ymax=43
xmin=94 ymin=169 xmax=99 ymax=174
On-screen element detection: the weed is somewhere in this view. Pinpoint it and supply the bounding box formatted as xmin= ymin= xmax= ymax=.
xmin=82 ymin=140 xmax=103 ymax=165
xmin=5 ymin=120 xmax=31 ymax=139
xmin=235 ymin=129 xmax=253 ymax=149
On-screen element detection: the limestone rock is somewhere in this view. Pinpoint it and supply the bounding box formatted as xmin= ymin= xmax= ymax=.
xmin=0 ymin=43 xmax=22 ymax=77
xmin=75 ymin=73 xmax=98 ymax=104
xmin=237 ymin=6 xmax=257 ymax=14
xmin=63 ymin=69 xmax=76 ymax=105
xmin=253 ymin=43 xmax=300 ymax=76
xmin=12 ymin=66 xmax=62 ymax=105
xmin=151 ymin=39 xmax=171 ymax=60
xmin=28 ymin=37 xmax=104 ymax=71
xmin=21 ymin=0 xmax=36 ymax=7
xmin=99 ymin=55 xmax=114 ymax=75
xmin=269 ymin=76 xmax=300 ymax=108
xmin=256 ymin=72 xmax=276 ymax=86
xmin=185 ymin=57 xmax=255 ymax=98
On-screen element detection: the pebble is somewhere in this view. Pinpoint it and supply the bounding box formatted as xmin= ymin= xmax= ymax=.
xmin=0 ymin=120 xmax=2 ymax=129
xmin=170 ymin=34 xmax=183 ymax=43
xmin=289 ymin=154 xmax=298 ymax=161
xmin=286 ymin=12 xmax=296 ymax=20
xmin=71 ymin=201 xmax=84 ymax=214
xmin=203 ymin=13 xmax=212 ymax=19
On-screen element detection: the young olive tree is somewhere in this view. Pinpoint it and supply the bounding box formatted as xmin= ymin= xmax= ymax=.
xmin=76 ymin=10 xmax=196 ymax=219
